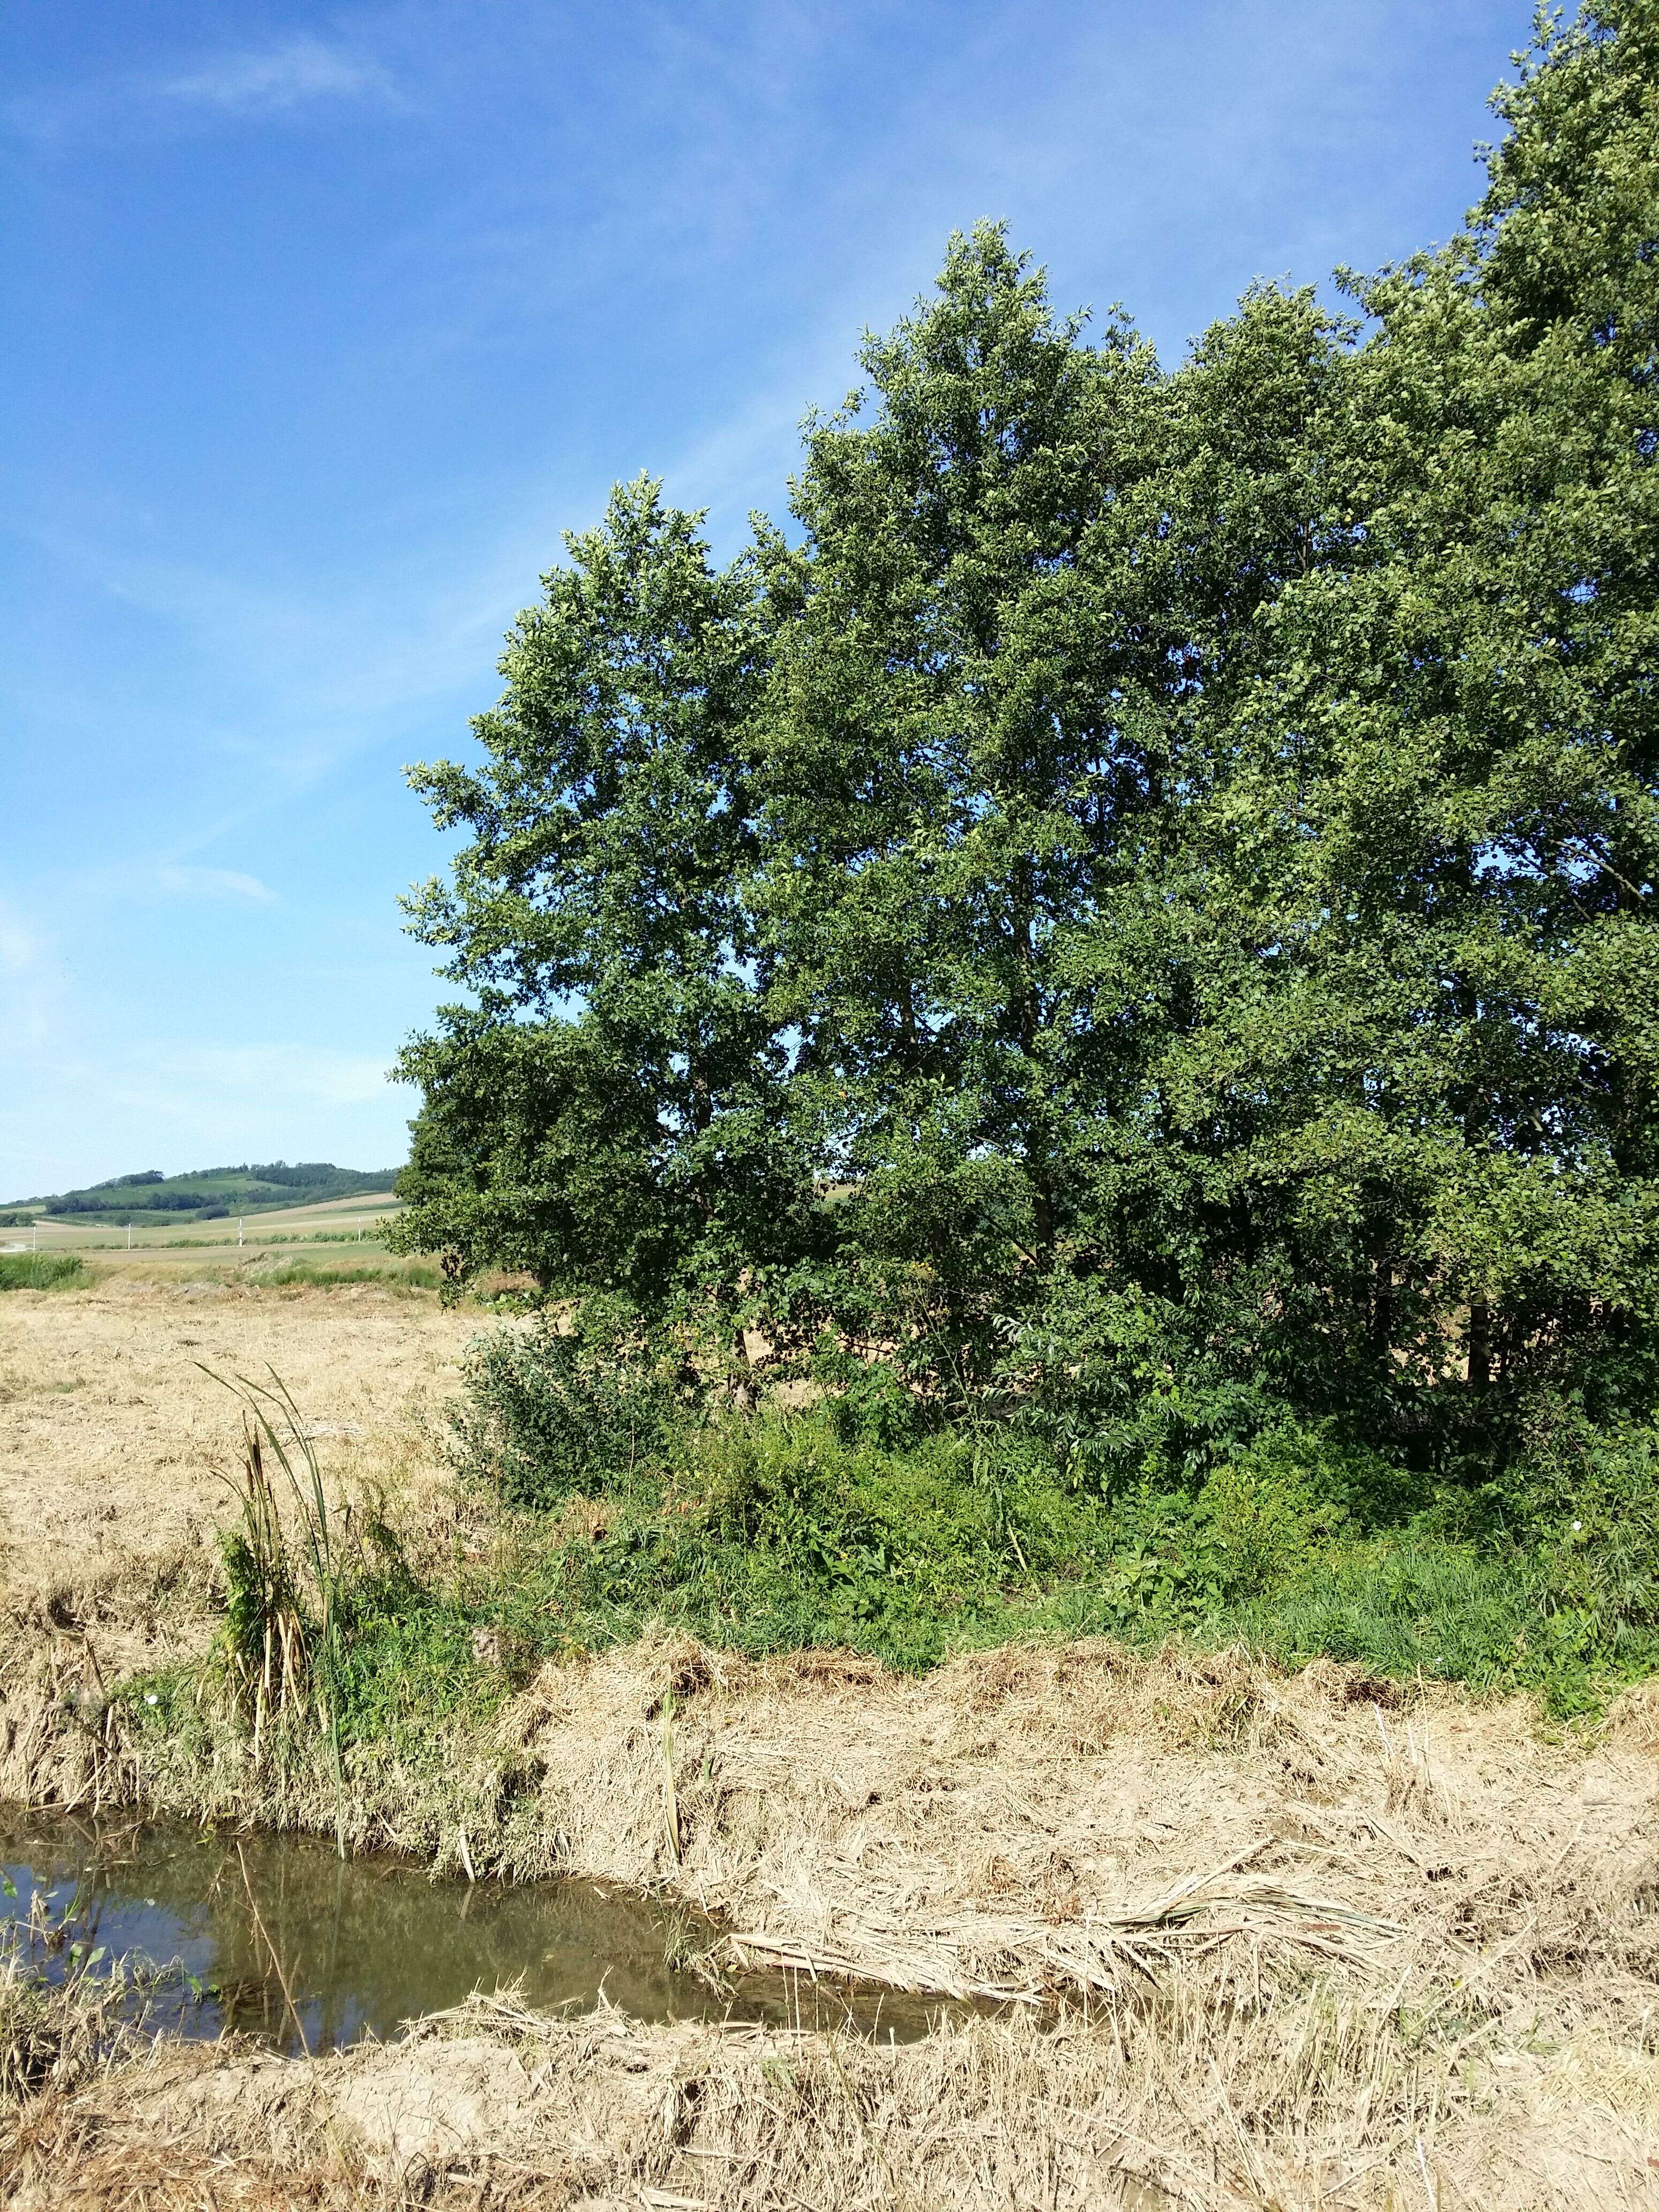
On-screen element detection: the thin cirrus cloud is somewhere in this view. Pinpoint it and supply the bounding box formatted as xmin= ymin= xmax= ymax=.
xmin=0 ymin=909 xmax=38 ymax=976
xmin=116 ymin=1043 xmax=408 ymax=1110
xmin=160 ymin=35 xmax=393 ymax=113
xmin=154 ymin=865 xmax=278 ymax=904
xmin=5 ymin=34 xmax=392 ymax=142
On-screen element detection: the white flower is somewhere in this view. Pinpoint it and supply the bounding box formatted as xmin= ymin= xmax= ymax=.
xmin=1572 ymin=1520 xmax=1582 ymax=1532
xmin=145 ymin=1693 xmax=159 ymax=1706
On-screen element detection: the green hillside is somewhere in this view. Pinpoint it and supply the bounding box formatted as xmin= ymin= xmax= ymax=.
xmin=12 ymin=1162 xmax=401 ymax=1225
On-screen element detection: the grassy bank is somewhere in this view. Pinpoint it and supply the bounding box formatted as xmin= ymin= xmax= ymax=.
xmin=5 ymin=1320 xmax=1659 ymax=2209
xmin=10 ymin=1299 xmax=1640 ymax=1867
xmin=9 ymin=1619 xmax=1659 ymax=2207
xmin=0 ymin=1256 xmax=83 ymax=1292
xmin=231 ymin=1320 xmax=1659 ymax=1767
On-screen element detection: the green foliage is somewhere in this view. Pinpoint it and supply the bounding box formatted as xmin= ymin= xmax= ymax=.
xmin=388 ymin=476 xmax=806 ymax=1310
xmin=152 ymin=1343 xmax=1654 ymax=1768
xmin=447 ymin=1303 xmax=675 ymax=1509
xmin=1195 ymin=1456 xmax=1331 ymax=1601
xmin=514 ymin=1407 xmax=1103 ymax=1669
xmin=0 ymin=1254 xmax=83 ymax=1291
xmin=394 ymin=8 xmax=1659 ymax=1491
xmin=352 ymin=1323 xmax=1659 ymax=1709
xmin=206 ymin=1370 xmax=357 ymax=1844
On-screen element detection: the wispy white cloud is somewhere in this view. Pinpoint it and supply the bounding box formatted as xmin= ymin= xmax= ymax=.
xmin=0 ymin=897 xmax=63 ymax=1057
xmin=154 ymin=865 xmax=278 ymax=905
xmin=69 ymin=859 xmax=282 ymax=907
xmin=161 ymin=36 xmax=392 ymax=114
xmin=0 ymin=908 xmax=39 ymax=976
xmin=6 ymin=34 xmax=393 ymax=143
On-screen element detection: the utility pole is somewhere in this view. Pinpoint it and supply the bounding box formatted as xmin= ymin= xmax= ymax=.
xmin=126 ymin=1222 xmax=132 ymax=1251
xmin=238 ymin=1217 xmax=244 ymax=1246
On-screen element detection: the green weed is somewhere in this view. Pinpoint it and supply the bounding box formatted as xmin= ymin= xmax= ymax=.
xmin=132 ymin=1357 xmax=1659 ymax=1789
xmin=406 ymin=1332 xmax=1659 ymax=1713
xmin=0 ymin=1254 xmax=84 ymax=1292
xmin=447 ymin=1306 xmax=672 ymax=1509
xmin=248 ymin=1259 xmax=442 ymax=1291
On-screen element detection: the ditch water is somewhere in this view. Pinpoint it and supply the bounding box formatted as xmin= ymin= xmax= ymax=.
xmin=1 ymin=1811 xmax=956 ymax=2053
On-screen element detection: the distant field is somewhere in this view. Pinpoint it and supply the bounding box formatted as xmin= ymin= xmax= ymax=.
xmin=2 ymin=1190 xmax=402 ymax=1244
xmin=0 ymin=1190 xmax=424 ymax=1281
xmin=6 ymin=1160 xmax=403 ymax=1229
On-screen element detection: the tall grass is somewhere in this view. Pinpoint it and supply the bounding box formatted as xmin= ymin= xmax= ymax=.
xmin=0 ymin=1254 xmax=84 ymax=1292
xmin=0 ymin=1944 xmax=106 ymax=2106
xmin=248 ymin=1258 xmax=442 ymax=1291
xmin=205 ymin=1368 xmax=353 ymax=1850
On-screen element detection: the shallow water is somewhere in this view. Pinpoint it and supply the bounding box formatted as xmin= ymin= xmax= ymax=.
xmin=0 ymin=1811 xmax=954 ymax=2052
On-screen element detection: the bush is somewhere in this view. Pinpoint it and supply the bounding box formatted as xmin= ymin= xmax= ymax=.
xmin=450 ymin=1304 xmax=674 ymax=1508
xmin=1196 ymin=1458 xmax=1329 ymax=1601
xmin=421 ymin=1324 xmax=1659 ymax=1708
xmin=1530 ymin=1423 xmax=1659 ymax=1635
xmin=812 ymin=1346 xmax=929 ymax=1451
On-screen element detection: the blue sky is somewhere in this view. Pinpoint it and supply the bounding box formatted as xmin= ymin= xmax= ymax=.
xmin=2 ymin=0 xmax=1536 ymax=1198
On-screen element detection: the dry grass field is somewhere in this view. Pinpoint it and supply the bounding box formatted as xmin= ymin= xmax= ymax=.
xmin=3 ymin=1277 xmax=1658 ymax=2208
xmin=0 ymin=1278 xmax=476 ymax=1604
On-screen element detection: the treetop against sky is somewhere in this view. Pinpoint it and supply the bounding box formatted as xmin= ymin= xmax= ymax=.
xmin=3 ymin=0 xmax=1535 ymax=1196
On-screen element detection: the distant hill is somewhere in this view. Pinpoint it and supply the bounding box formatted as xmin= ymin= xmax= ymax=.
xmin=10 ymin=1162 xmax=401 ymax=1224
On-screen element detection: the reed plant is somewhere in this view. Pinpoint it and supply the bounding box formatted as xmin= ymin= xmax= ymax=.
xmin=206 ymin=1367 xmax=352 ymax=1850
xmin=0 ymin=1942 xmax=104 ymax=2106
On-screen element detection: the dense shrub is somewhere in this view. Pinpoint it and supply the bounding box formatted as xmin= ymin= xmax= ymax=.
xmin=421 ymin=1331 xmax=1659 ymax=1706
xmin=447 ymin=1305 xmax=674 ymax=1508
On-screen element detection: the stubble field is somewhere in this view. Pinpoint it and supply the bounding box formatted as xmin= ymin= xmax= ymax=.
xmin=0 ymin=1278 xmax=475 ymax=1606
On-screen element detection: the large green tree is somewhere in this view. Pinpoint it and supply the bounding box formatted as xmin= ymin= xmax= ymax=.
xmin=392 ymin=478 xmax=811 ymax=1318
xmin=1160 ymin=0 xmax=1659 ymax=1450
xmin=395 ymin=2 xmax=1659 ymax=1470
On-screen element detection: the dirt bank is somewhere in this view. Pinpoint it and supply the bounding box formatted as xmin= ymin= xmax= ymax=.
xmin=7 ymin=1628 xmax=1659 ymax=2203
xmin=6 ymin=1972 xmax=1655 ymax=2209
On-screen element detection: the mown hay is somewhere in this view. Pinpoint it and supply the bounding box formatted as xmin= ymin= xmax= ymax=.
xmin=6 ymin=1626 xmax=1659 ymax=2207
xmin=0 ymin=1281 xmax=474 ymax=1598
xmin=5 ymin=1983 xmax=1657 ymax=2210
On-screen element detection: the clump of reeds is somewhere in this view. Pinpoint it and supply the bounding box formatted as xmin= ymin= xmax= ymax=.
xmin=0 ymin=1934 xmax=110 ymax=2108
xmin=206 ymin=1368 xmax=352 ymax=1846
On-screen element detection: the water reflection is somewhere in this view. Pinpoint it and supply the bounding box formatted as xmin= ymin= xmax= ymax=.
xmin=0 ymin=1811 xmax=954 ymax=2051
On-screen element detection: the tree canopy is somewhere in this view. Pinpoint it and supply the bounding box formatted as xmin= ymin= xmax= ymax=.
xmin=392 ymin=1 xmax=1659 ymax=1478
